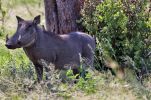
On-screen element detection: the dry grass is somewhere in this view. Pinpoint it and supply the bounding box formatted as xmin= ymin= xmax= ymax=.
xmin=0 ymin=67 xmax=151 ymax=100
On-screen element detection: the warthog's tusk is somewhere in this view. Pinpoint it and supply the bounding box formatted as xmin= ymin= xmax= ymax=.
xmin=6 ymin=34 xmax=9 ymax=42
xmin=18 ymin=35 xmax=22 ymax=41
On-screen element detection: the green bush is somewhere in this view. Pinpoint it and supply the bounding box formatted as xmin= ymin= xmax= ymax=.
xmin=66 ymin=69 xmax=97 ymax=94
xmin=81 ymin=0 xmax=151 ymax=76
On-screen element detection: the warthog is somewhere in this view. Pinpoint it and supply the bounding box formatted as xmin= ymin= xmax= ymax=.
xmin=5 ymin=15 xmax=95 ymax=82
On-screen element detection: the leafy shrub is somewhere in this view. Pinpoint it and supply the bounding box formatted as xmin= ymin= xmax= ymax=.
xmin=66 ymin=67 xmax=97 ymax=94
xmin=81 ymin=0 xmax=151 ymax=77
xmin=75 ymin=72 xmax=97 ymax=94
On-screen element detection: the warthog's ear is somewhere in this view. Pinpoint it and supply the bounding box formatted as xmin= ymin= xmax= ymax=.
xmin=16 ymin=16 xmax=24 ymax=23
xmin=33 ymin=15 xmax=40 ymax=25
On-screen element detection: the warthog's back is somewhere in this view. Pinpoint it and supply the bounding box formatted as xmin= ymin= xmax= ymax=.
xmin=55 ymin=32 xmax=95 ymax=69
xmin=60 ymin=32 xmax=95 ymax=50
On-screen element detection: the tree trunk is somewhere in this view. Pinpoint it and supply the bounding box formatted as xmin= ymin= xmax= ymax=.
xmin=44 ymin=0 xmax=59 ymax=34
xmin=44 ymin=0 xmax=84 ymax=34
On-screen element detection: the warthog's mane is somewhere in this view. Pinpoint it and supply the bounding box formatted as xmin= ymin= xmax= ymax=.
xmin=36 ymin=25 xmax=57 ymax=37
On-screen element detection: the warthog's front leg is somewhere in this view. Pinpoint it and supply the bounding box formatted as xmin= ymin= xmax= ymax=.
xmin=34 ymin=63 xmax=43 ymax=82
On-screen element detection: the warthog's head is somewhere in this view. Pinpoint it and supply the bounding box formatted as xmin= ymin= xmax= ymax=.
xmin=5 ymin=15 xmax=40 ymax=49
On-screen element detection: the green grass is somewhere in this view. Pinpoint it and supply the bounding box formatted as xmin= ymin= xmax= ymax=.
xmin=0 ymin=0 xmax=151 ymax=100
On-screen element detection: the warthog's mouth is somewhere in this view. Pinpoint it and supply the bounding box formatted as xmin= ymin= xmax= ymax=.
xmin=5 ymin=44 xmax=20 ymax=49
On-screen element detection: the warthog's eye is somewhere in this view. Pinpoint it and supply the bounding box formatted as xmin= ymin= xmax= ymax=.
xmin=26 ymin=24 xmax=32 ymax=30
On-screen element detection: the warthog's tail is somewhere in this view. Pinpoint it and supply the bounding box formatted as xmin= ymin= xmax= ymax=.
xmin=92 ymin=35 xmax=96 ymax=45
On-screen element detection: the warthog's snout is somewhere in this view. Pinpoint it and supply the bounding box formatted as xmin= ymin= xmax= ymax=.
xmin=5 ymin=34 xmax=21 ymax=49
xmin=5 ymin=41 xmax=21 ymax=49
xmin=5 ymin=34 xmax=14 ymax=49
xmin=5 ymin=43 xmax=16 ymax=49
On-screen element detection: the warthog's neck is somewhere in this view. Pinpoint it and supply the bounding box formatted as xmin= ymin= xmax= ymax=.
xmin=23 ymin=38 xmax=36 ymax=48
